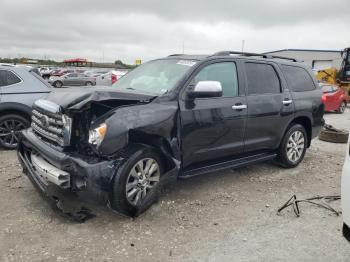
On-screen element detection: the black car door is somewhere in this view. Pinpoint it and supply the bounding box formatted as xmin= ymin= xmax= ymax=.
xmin=179 ymin=61 xmax=247 ymax=168
xmin=243 ymin=61 xmax=294 ymax=153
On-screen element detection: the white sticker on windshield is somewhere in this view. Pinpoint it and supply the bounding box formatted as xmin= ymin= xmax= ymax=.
xmin=177 ymin=60 xmax=197 ymax=67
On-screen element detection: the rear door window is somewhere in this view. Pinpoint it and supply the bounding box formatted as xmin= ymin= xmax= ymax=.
xmin=281 ymin=65 xmax=316 ymax=92
xmin=245 ymin=63 xmax=281 ymax=95
xmin=0 ymin=70 xmax=21 ymax=87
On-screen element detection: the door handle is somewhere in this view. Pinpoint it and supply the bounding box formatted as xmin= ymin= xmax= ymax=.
xmin=282 ymin=99 xmax=293 ymax=105
xmin=232 ymin=104 xmax=247 ymax=110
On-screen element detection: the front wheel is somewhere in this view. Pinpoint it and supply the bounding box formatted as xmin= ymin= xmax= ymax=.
xmin=276 ymin=124 xmax=307 ymax=168
xmin=85 ymin=81 xmax=93 ymax=86
xmin=110 ymin=145 xmax=163 ymax=217
xmin=0 ymin=114 xmax=30 ymax=149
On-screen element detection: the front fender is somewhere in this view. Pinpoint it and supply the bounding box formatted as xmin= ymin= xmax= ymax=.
xmin=0 ymin=102 xmax=32 ymax=116
xmin=98 ymin=102 xmax=179 ymax=156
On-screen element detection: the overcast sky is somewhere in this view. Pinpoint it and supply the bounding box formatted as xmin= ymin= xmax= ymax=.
xmin=0 ymin=0 xmax=349 ymax=64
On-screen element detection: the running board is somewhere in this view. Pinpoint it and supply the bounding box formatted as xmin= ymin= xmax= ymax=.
xmin=179 ymin=152 xmax=277 ymax=179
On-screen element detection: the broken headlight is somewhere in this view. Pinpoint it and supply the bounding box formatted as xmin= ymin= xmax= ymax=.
xmin=88 ymin=123 xmax=107 ymax=146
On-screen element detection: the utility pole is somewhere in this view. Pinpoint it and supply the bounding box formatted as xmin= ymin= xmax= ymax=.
xmin=182 ymin=41 xmax=185 ymax=54
xmin=241 ymin=40 xmax=245 ymax=53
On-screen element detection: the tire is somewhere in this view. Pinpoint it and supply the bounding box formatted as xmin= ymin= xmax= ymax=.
xmin=337 ymin=101 xmax=347 ymax=114
xmin=276 ymin=124 xmax=308 ymax=168
xmin=110 ymin=145 xmax=163 ymax=217
xmin=0 ymin=114 xmax=30 ymax=149
xmin=85 ymin=81 xmax=93 ymax=86
xmin=319 ymin=128 xmax=349 ymax=143
xmin=54 ymin=81 xmax=63 ymax=88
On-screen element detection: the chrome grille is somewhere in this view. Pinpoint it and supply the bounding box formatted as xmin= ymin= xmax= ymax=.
xmin=31 ymin=100 xmax=72 ymax=147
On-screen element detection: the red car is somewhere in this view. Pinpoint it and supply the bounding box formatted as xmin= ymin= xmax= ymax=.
xmin=51 ymin=69 xmax=75 ymax=77
xmin=320 ymin=83 xmax=347 ymax=113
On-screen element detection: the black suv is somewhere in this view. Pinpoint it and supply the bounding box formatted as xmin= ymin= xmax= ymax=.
xmin=17 ymin=51 xmax=324 ymax=218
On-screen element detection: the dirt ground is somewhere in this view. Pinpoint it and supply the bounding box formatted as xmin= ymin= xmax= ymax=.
xmin=1 ymin=110 xmax=350 ymax=262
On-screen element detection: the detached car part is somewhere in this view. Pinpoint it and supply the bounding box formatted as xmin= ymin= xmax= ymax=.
xmin=278 ymin=194 xmax=341 ymax=217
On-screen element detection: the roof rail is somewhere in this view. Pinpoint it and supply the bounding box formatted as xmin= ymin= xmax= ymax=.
xmin=212 ymin=51 xmax=299 ymax=62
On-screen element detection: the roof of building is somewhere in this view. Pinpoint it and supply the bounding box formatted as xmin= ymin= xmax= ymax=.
xmin=264 ymin=49 xmax=341 ymax=54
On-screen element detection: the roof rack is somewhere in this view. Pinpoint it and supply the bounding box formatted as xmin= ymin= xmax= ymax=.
xmin=212 ymin=51 xmax=299 ymax=62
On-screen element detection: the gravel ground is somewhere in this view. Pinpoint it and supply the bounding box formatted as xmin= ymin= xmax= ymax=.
xmin=1 ymin=110 xmax=350 ymax=262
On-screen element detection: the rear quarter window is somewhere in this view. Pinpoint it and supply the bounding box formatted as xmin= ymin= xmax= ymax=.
xmin=0 ymin=70 xmax=21 ymax=87
xmin=281 ymin=65 xmax=316 ymax=92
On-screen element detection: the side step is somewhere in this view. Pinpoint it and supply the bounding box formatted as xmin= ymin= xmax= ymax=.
xmin=179 ymin=152 xmax=277 ymax=179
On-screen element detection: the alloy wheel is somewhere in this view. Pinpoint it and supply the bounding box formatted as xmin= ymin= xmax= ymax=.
xmin=286 ymin=130 xmax=305 ymax=163
xmin=0 ymin=119 xmax=26 ymax=148
xmin=126 ymin=158 xmax=160 ymax=206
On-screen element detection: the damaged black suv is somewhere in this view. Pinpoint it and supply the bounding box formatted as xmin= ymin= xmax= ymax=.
xmin=17 ymin=51 xmax=324 ymax=218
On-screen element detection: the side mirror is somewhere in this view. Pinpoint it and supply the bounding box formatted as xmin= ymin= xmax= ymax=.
xmin=187 ymin=81 xmax=223 ymax=99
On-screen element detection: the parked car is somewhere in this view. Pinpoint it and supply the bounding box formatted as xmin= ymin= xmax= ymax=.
xmin=50 ymin=68 xmax=62 ymax=76
xmin=96 ymin=70 xmax=127 ymax=86
xmin=39 ymin=67 xmax=57 ymax=80
xmin=342 ymin=136 xmax=350 ymax=242
xmin=0 ymin=64 xmax=51 ymax=149
xmin=17 ymin=51 xmax=324 ymax=218
xmin=48 ymin=73 xmax=96 ymax=88
xmin=320 ymin=83 xmax=347 ymax=113
xmin=51 ymin=69 xmax=75 ymax=77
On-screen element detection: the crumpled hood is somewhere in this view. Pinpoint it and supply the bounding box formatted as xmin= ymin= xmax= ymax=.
xmin=43 ymin=86 xmax=156 ymax=111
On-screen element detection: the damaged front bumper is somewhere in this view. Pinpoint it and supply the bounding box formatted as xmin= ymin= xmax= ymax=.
xmin=17 ymin=128 xmax=121 ymax=220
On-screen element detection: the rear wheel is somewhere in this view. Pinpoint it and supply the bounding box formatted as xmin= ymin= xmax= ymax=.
xmin=110 ymin=145 xmax=163 ymax=217
xmin=0 ymin=114 xmax=30 ymax=149
xmin=85 ymin=81 xmax=93 ymax=86
xmin=276 ymin=124 xmax=307 ymax=168
xmin=337 ymin=101 xmax=346 ymax=114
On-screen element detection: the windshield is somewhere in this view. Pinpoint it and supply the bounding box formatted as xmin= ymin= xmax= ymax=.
xmin=112 ymin=59 xmax=196 ymax=95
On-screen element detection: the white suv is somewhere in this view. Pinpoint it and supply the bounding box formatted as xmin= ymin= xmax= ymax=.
xmin=342 ymin=137 xmax=350 ymax=241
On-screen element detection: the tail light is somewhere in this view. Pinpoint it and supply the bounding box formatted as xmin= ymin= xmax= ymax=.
xmin=321 ymin=96 xmax=326 ymax=103
xmin=111 ymin=74 xmax=117 ymax=84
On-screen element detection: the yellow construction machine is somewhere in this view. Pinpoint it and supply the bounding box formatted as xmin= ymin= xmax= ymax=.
xmin=316 ymin=47 xmax=350 ymax=97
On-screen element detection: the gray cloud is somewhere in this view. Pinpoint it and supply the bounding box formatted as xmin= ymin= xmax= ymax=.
xmin=0 ymin=0 xmax=349 ymax=63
